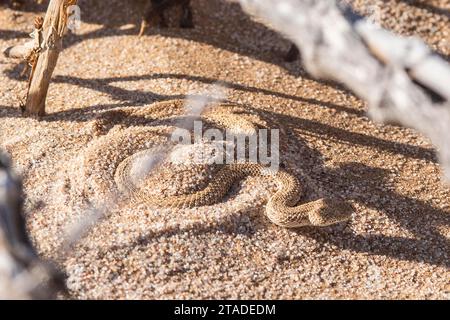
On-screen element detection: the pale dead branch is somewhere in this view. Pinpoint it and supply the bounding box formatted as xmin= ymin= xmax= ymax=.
xmin=238 ymin=0 xmax=450 ymax=180
xmin=0 ymin=151 xmax=66 ymax=299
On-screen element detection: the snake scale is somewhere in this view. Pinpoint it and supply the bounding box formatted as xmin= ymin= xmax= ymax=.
xmin=113 ymin=100 xmax=354 ymax=228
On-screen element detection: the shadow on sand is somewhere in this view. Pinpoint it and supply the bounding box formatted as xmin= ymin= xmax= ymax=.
xmin=62 ymin=97 xmax=448 ymax=269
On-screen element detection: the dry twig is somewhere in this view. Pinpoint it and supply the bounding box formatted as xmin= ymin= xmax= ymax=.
xmin=0 ymin=152 xmax=66 ymax=299
xmin=238 ymin=0 xmax=450 ymax=180
xmin=3 ymin=0 xmax=77 ymax=116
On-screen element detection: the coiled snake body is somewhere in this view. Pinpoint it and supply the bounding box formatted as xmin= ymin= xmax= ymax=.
xmin=113 ymin=101 xmax=354 ymax=228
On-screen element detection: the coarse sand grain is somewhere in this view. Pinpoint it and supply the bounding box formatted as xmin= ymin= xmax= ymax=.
xmin=0 ymin=0 xmax=449 ymax=299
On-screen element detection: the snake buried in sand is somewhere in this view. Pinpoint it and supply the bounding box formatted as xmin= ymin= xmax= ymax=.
xmin=113 ymin=100 xmax=354 ymax=228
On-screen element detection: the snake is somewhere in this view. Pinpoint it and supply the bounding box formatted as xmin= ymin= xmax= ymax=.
xmin=112 ymin=100 xmax=354 ymax=228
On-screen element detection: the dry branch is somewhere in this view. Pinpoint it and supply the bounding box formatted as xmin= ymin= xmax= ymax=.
xmin=238 ymin=0 xmax=450 ymax=181
xmin=0 ymin=152 xmax=65 ymax=299
xmin=3 ymin=0 xmax=77 ymax=116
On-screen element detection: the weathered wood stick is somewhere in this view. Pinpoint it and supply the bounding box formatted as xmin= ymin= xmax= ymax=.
xmin=23 ymin=0 xmax=76 ymax=116
xmin=0 ymin=151 xmax=66 ymax=299
xmin=238 ymin=0 xmax=450 ymax=181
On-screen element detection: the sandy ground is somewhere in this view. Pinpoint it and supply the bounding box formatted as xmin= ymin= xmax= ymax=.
xmin=0 ymin=0 xmax=449 ymax=299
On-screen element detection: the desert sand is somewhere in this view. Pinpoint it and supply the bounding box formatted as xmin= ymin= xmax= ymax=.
xmin=0 ymin=0 xmax=449 ymax=299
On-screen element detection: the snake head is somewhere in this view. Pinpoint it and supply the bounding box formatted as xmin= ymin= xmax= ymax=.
xmin=308 ymin=198 xmax=354 ymax=227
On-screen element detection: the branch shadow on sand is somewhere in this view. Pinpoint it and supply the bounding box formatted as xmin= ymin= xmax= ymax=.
xmin=398 ymin=0 xmax=450 ymax=19
xmin=0 ymin=71 xmax=437 ymax=164
xmin=73 ymin=105 xmax=449 ymax=269
xmin=299 ymin=161 xmax=450 ymax=269
xmin=261 ymin=109 xmax=449 ymax=269
xmin=0 ymin=28 xmax=29 ymax=40
xmin=4 ymin=0 xmax=449 ymax=79
xmin=1 ymin=0 xmax=304 ymax=76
